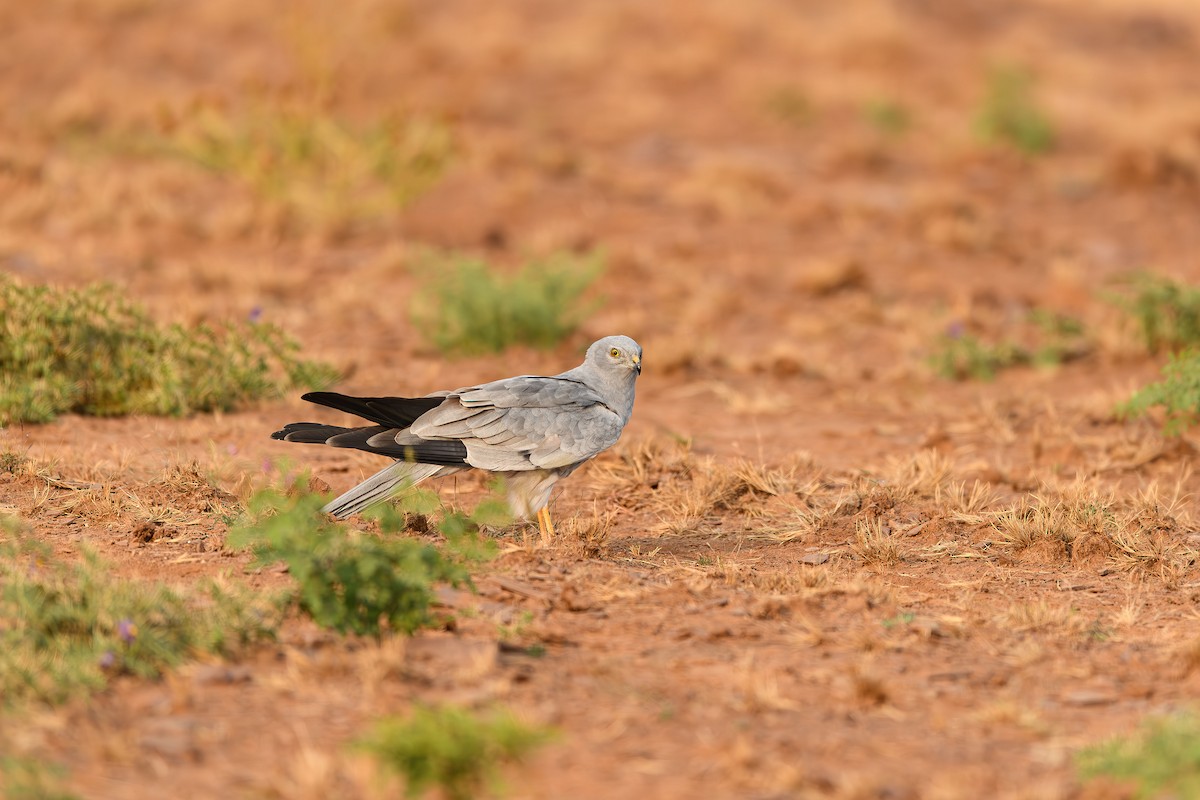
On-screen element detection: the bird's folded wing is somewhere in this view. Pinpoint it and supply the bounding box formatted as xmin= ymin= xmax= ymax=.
xmin=455 ymin=376 xmax=603 ymax=410
xmin=408 ymin=377 xmax=625 ymax=472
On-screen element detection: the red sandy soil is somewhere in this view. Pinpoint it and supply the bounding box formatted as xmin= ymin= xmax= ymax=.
xmin=4 ymin=0 xmax=1200 ymax=797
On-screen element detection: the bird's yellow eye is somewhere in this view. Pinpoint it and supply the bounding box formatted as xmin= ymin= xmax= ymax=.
xmin=609 ymin=347 xmax=621 ymax=358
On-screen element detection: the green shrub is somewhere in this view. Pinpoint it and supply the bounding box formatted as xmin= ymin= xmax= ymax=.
xmin=975 ymin=66 xmax=1055 ymax=155
xmin=765 ymin=86 xmax=812 ymax=126
xmin=1110 ymin=276 xmax=1200 ymax=434
xmin=0 ymin=449 xmax=27 ymax=475
xmin=356 ymin=705 xmax=555 ymax=800
xmin=931 ymin=312 xmax=1086 ymax=381
xmin=864 ymin=100 xmax=911 ymax=136
xmin=227 ymin=483 xmax=502 ymax=638
xmin=1119 ymin=274 xmax=1200 ymax=354
xmin=1027 ymin=309 xmax=1087 ymax=366
xmin=930 ymin=332 xmax=1025 ymax=381
xmin=0 ymin=755 xmax=78 ymax=800
xmin=411 ymin=253 xmax=603 ymax=356
xmin=132 ymin=101 xmax=452 ymax=234
xmin=0 ymin=520 xmax=278 ymax=709
xmin=1078 ymin=712 xmax=1200 ymax=798
xmin=1120 ymin=348 xmax=1200 ymax=435
xmin=0 ymin=276 xmax=337 ymax=425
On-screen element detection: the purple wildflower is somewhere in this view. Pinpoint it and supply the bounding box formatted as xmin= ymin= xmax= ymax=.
xmin=946 ymin=321 xmax=966 ymax=339
xmin=99 ymin=651 xmax=116 ymax=669
xmin=117 ymin=618 xmax=138 ymax=644
xmin=248 ymin=306 xmax=263 ymax=323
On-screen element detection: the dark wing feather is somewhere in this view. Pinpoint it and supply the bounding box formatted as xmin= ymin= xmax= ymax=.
xmin=275 ymin=421 xmax=468 ymax=464
xmin=324 ymin=427 xmax=468 ymax=465
xmin=271 ymin=422 xmax=349 ymax=443
xmin=301 ymin=392 xmax=445 ymax=429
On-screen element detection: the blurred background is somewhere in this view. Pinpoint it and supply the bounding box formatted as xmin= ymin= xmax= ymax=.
xmin=1 ymin=0 xmax=1199 ymax=444
xmin=6 ymin=4 xmax=1200 ymax=798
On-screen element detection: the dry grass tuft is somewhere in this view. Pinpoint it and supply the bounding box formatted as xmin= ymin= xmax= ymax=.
xmin=731 ymin=458 xmax=810 ymax=498
xmin=1112 ymin=596 xmax=1143 ymax=630
xmin=10 ymin=457 xmax=236 ymax=532
xmin=674 ymin=553 xmax=843 ymax=596
xmin=1107 ymin=523 xmax=1195 ymax=584
xmin=558 ymin=504 xmax=615 ymax=559
xmin=852 ymin=517 xmax=900 ymax=566
xmin=884 ymin=449 xmax=953 ymax=498
xmin=737 ymin=654 xmax=796 ymax=712
xmin=764 ymin=489 xmax=857 ymax=543
xmin=980 ymin=477 xmax=1198 ymax=579
xmin=641 ymin=452 xmax=818 ymax=536
xmin=974 ymin=700 xmax=1048 ymax=734
xmin=856 ymin=480 xmax=911 ymax=517
xmin=990 ymin=495 xmax=1073 ymax=559
xmin=996 ymin=600 xmax=1083 ymax=634
xmin=851 ymin=665 xmax=890 ymax=707
xmin=937 ymin=479 xmax=999 ymax=520
xmin=586 ymin=437 xmax=694 ymax=510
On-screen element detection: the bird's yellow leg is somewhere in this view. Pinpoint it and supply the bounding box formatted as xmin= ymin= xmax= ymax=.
xmin=536 ymin=506 xmax=556 ymax=541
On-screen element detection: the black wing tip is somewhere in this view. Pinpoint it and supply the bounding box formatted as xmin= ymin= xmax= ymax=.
xmin=271 ymin=421 xmax=344 ymax=443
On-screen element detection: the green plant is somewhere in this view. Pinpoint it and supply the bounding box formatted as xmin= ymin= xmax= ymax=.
xmin=411 ymin=252 xmax=603 ymax=356
xmin=1028 ymin=309 xmax=1087 ymax=365
xmin=931 ymin=311 xmax=1087 ymax=381
xmin=1120 ymin=348 xmax=1200 ymax=435
xmin=0 ymin=449 xmax=27 ymax=475
xmin=228 ymin=483 xmax=501 ymax=638
xmin=975 ymin=66 xmax=1054 ymax=155
xmin=765 ymin=86 xmax=812 ymax=126
xmin=881 ymin=612 xmax=916 ymax=629
xmin=0 ymin=755 xmax=79 ymax=800
xmin=930 ymin=331 xmax=1025 ymax=381
xmin=1078 ymin=712 xmax=1200 ymax=798
xmin=1112 ymin=276 xmax=1200 ymax=434
xmin=497 ymin=610 xmax=535 ymax=641
xmin=0 ymin=524 xmax=277 ymax=709
xmin=0 ymin=277 xmax=337 ymax=425
xmin=131 ymin=101 xmax=452 ymax=234
xmin=863 ymin=100 xmax=911 ymax=136
xmin=1119 ymin=274 xmax=1200 ymax=354
xmin=355 ymin=705 xmax=555 ymax=800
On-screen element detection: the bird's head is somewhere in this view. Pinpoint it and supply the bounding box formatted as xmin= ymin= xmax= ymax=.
xmin=588 ymin=335 xmax=643 ymax=377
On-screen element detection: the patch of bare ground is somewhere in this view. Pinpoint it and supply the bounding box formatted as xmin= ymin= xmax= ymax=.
xmin=5 ymin=0 xmax=1200 ymax=796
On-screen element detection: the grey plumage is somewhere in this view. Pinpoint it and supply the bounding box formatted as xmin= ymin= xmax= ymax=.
xmin=271 ymin=335 xmax=643 ymax=524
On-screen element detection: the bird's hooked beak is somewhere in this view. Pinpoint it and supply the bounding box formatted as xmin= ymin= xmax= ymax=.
xmin=632 ymin=353 xmax=642 ymax=374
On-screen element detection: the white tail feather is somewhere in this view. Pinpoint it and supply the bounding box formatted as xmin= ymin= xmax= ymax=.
xmin=323 ymin=462 xmax=445 ymax=518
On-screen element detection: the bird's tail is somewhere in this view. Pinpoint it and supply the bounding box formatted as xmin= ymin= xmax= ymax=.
xmin=323 ymin=461 xmax=445 ymax=519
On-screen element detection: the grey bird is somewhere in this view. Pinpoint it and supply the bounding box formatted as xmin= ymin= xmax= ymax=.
xmin=271 ymin=335 xmax=642 ymax=537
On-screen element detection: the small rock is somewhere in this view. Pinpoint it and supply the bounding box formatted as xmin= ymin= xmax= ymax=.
xmin=800 ymin=552 xmax=830 ymax=565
